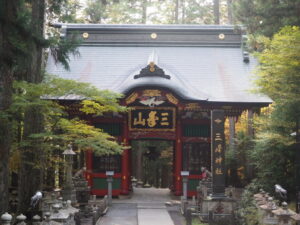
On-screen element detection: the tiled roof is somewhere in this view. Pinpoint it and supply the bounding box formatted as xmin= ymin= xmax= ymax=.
xmin=46 ymin=24 xmax=271 ymax=104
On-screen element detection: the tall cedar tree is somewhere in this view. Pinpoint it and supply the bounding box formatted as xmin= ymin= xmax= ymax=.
xmin=17 ymin=0 xmax=46 ymax=213
xmin=213 ymin=0 xmax=220 ymax=24
xmin=0 ymin=0 xmax=18 ymax=214
xmin=0 ymin=0 xmax=80 ymax=213
xmin=234 ymin=0 xmax=300 ymax=37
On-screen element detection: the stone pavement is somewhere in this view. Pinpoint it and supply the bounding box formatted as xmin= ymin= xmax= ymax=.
xmin=96 ymin=187 xmax=185 ymax=225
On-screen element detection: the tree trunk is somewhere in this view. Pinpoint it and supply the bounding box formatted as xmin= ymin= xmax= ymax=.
xmin=213 ymin=0 xmax=220 ymax=24
xmin=227 ymin=0 xmax=233 ymax=24
xmin=181 ymin=0 xmax=185 ymax=23
xmin=247 ymin=109 xmax=254 ymax=137
xmin=229 ymin=117 xmax=235 ymax=150
xmin=141 ymin=0 xmax=147 ymax=24
xmin=0 ymin=0 xmax=18 ymax=214
xmin=18 ymin=0 xmax=46 ymax=213
xmin=175 ymin=0 xmax=179 ymax=24
xmin=295 ymin=120 xmax=300 ymax=213
xmin=0 ymin=70 xmax=13 ymax=214
xmin=246 ymin=109 xmax=254 ymax=181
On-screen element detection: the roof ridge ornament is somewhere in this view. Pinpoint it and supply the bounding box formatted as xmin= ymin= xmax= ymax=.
xmin=147 ymin=50 xmax=158 ymax=65
xmin=134 ymin=62 xmax=171 ymax=80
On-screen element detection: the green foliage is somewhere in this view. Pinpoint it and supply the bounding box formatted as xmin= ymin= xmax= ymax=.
xmin=184 ymin=0 xmax=214 ymax=24
xmin=81 ymin=0 xmax=231 ymax=24
xmin=12 ymin=75 xmax=125 ymax=112
xmin=226 ymin=131 xmax=253 ymax=186
xmin=53 ymin=118 xmax=123 ymax=155
xmin=131 ymin=140 xmax=173 ymax=187
xmin=237 ymin=182 xmax=263 ymax=225
xmin=255 ymin=26 xmax=300 ymax=114
xmin=104 ymin=0 xmax=147 ymax=24
xmin=84 ymin=0 xmax=108 ymax=23
xmin=250 ymin=108 xmax=296 ymax=194
xmin=0 ymin=0 xmax=80 ymax=79
xmin=48 ymin=34 xmax=81 ymax=71
xmin=11 ymin=75 xmax=126 ymax=156
xmin=57 ymin=0 xmax=84 ymax=23
xmin=240 ymin=26 xmax=300 ymax=200
xmin=233 ymin=0 xmax=300 ymax=37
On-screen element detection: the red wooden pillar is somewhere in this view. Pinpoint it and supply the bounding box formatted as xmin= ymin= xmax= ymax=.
xmin=85 ymin=150 xmax=93 ymax=187
xmin=121 ymin=118 xmax=130 ymax=195
xmin=174 ymin=120 xmax=183 ymax=195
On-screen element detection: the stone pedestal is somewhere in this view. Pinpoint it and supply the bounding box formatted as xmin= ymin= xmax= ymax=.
xmin=62 ymin=188 xmax=77 ymax=205
xmin=74 ymin=207 xmax=94 ymax=225
xmin=106 ymin=171 xmax=114 ymax=206
xmin=106 ymin=177 xmax=113 ymax=206
xmin=259 ymin=197 xmax=278 ymax=225
xmin=181 ymin=171 xmax=189 ymax=201
xmin=50 ymin=203 xmax=73 ymax=225
xmin=196 ymin=178 xmax=236 ymax=223
xmin=273 ymin=202 xmax=295 ymax=225
xmin=73 ymin=178 xmax=90 ymax=206
xmin=200 ymin=198 xmax=236 ymax=222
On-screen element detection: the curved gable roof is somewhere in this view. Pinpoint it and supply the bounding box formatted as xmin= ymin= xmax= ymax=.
xmin=46 ymin=24 xmax=271 ymax=104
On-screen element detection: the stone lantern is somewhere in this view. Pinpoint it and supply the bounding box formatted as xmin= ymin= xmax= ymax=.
xmin=62 ymin=144 xmax=77 ymax=203
xmin=273 ymin=202 xmax=295 ymax=225
xmin=1 ymin=213 xmax=12 ymax=225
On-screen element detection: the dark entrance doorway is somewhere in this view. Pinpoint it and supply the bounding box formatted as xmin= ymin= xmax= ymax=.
xmin=131 ymin=140 xmax=174 ymax=189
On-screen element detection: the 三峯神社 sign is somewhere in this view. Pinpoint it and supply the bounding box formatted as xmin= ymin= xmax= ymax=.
xmin=129 ymin=107 xmax=176 ymax=131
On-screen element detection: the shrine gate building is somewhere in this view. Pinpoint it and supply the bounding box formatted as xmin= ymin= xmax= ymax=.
xmin=47 ymin=24 xmax=271 ymax=197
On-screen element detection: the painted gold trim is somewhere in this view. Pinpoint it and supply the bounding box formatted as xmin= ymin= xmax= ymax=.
xmin=166 ymin=93 xmax=179 ymax=105
xmin=142 ymin=89 xmax=161 ymax=97
xmin=125 ymin=92 xmax=138 ymax=105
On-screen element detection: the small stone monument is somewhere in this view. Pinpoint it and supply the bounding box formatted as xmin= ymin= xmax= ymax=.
xmin=195 ymin=110 xmax=237 ymax=223
xmin=273 ymin=202 xmax=295 ymax=225
xmin=62 ymin=145 xmax=77 ymax=203
xmin=181 ymin=171 xmax=189 ymax=201
xmin=260 ymin=197 xmax=278 ymax=224
xmin=1 ymin=213 xmax=12 ymax=225
xmin=16 ymin=214 xmax=27 ymax=225
xmin=106 ymin=171 xmax=114 ymax=206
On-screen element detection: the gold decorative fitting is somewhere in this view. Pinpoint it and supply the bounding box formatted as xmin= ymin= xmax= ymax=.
xmin=82 ymin=32 xmax=89 ymax=39
xmin=166 ymin=93 xmax=179 ymax=105
xmin=214 ymin=118 xmax=222 ymax=124
xmin=219 ymin=33 xmax=225 ymax=40
xmin=150 ymin=33 xmax=157 ymax=39
xmin=185 ymin=103 xmax=201 ymax=111
xmin=125 ymin=92 xmax=138 ymax=105
xmin=149 ymin=61 xmax=155 ymax=72
xmin=142 ymin=89 xmax=161 ymax=97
